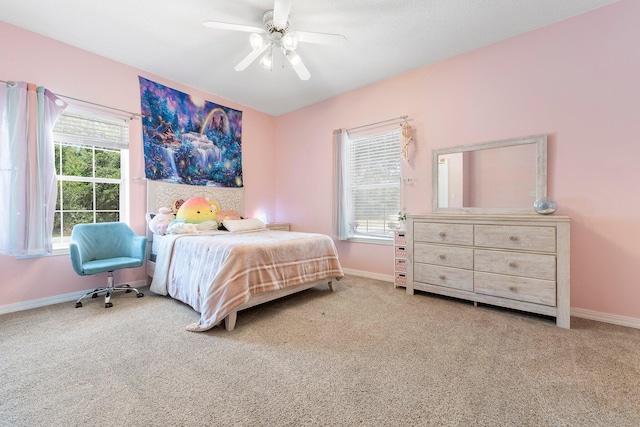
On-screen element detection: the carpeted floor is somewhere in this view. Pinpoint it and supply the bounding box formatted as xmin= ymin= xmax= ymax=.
xmin=1 ymin=275 xmax=639 ymax=426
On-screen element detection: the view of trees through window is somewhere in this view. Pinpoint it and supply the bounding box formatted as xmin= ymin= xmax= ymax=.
xmin=52 ymin=143 xmax=121 ymax=240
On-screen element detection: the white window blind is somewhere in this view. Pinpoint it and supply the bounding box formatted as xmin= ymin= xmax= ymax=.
xmin=347 ymin=128 xmax=401 ymax=239
xmin=53 ymin=112 xmax=129 ymax=150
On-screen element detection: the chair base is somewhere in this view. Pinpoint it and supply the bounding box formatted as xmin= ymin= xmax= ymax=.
xmin=75 ymin=271 xmax=144 ymax=308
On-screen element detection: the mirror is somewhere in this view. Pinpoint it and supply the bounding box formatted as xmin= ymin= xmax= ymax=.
xmin=432 ymin=134 xmax=547 ymax=214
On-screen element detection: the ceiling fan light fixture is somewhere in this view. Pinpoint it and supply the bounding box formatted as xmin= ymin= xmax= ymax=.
xmin=285 ymin=50 xmax=302 ymax=66
xmin=281 ymin=32 xmax=298 ymax=50
xmin=260 ymin=50 xmax=273 ymax=69
xmin=250 ymin=33 xmax=267 ymax=50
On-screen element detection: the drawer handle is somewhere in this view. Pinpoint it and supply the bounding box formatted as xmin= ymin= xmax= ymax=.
xmin=438 ymin=254 xmax=446 ymax=260
xmin=439 ymin=231 xmax=447 ymax=238
xmin=508 ymin=261 xmax=517 ymax=267
xmin=438 ymin=274 xmax=446 ymax=280
xmin=508 ymin=235 xmax=518 ymax=241
xmin=508 ymin=285 xmax=517 ymax=292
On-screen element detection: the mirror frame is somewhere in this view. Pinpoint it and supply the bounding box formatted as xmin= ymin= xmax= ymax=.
xmin=432 ymin=134 xmax=547 ymax=214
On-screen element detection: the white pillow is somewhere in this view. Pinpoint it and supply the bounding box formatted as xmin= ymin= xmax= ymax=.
xmin=222 ymin=218 xmax=266 ymax=232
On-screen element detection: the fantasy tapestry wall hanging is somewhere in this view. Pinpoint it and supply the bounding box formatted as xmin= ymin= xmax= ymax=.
xmin=139 ymin=76 xmax=243 ymax=187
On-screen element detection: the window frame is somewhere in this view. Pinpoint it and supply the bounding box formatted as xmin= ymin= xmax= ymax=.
xmin=51 ymin=111 xmax=130 ymax=254
xmin=341 ymin=127 xmax=402 ymax=244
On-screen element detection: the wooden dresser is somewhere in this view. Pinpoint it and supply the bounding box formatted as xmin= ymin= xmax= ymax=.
xmin=406 ymin=214 xmax=570 ymax=328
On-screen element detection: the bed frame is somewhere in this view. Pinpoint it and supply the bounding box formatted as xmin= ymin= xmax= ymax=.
xmin=146 ymin=180 xmax=339 ymax=331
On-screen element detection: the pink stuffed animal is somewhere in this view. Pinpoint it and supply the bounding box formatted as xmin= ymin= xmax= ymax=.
xmin=146 ymin=207 xmax=175 ymax=235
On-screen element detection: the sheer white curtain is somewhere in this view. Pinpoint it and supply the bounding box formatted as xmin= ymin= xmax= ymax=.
xmin=0 ymin=82 xmax=67 ymax=256
xmin=332 ymin=129 xmax=350 ymax=240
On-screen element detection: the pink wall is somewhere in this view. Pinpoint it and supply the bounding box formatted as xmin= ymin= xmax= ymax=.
xmin=275 ymin=0 xmax=640 ymax=320
xmin=0 ymin=22 xmax=276 ymax=306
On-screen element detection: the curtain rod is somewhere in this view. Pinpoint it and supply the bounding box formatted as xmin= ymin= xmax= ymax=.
xmin=1 ymin=79 xmax=142 ymax=119
xmin=346 ymin=115 xmax=409 ymax=132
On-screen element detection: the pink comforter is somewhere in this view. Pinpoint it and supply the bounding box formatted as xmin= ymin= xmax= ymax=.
xmin=150 ymin=229 xmax=343 ymax=331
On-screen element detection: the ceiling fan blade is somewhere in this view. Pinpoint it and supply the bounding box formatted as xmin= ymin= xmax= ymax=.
xmin=272 ymin=0 xmax=292 ymax=28
xmin=234 ymin=43 xmax=270 ymax=71
xmin=285 ymin=50 xmax=310 ymax=80
xmin=296 ymin=30 xmax=347 ymax=45
xmin=203 ymin=20 xmax=264 ymax=33
xmin=292 ymin=60 xmax=311 ymax=81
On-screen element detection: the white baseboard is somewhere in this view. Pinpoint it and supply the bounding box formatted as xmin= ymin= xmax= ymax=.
xmin=0 ymin=280 xmax=148 ymax=315
xmin=342 ymin=268 xmax=393 ymax=283
xmin=570 ymin=307 xmax=640 ymax=330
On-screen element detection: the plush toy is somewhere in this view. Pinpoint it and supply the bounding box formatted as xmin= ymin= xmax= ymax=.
xmin=176 ymin=197 xmax=219 ymax=224
xmin=216 ymin=210 xmax=241 ymax=222
xmin=166 ymin=219 xmax=199 ymax=235
xmin=172 ymin=198 xmax=185 ymax=213
xmin=208 ymin=199 xmax=221 ymax=217
xmin=146 ymin=207 xmax=175 ymax=235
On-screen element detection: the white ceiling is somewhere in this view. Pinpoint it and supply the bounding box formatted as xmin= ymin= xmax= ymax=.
xmin=0 ymin=0 xmax=619 ymax=116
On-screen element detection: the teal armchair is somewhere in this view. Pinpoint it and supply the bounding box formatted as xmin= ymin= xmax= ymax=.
xmin=70 ymin=222 xmax=147 ymax=308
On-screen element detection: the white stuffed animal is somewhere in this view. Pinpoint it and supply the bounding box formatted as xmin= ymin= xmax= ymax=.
xmin=166 ymin=219 xmax=199 ymax=235
xmin=146 ymin=207 xmax=175 ymax=235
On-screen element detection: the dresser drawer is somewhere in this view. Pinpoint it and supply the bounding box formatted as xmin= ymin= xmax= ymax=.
xmin=395 ymin=273 xmax=407 ymax=287
xmin=475 ymin=225 xmax=556 ymax=253
xmin=394 ymin=232 xmax=407 ymax=245
xmin=414 ymin=243 xmax=473 ymax=269
xmin=414 ymin=223 xmax=474 ymax=246
xmin=474 ymin=272 xmax=556 ymax=306
xmin=414 ymin=264 xmax=473 ymax=291
xmin=474 ymin=250 xmax=556 ymax=280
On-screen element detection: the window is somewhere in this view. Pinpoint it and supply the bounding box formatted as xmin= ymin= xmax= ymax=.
xmin=337 ymin=128 xmax=401 ymax=242
xmin=51 ymin=112 xmax=129 ymax=250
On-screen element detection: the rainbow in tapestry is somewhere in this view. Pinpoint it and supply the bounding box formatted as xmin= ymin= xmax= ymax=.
xmin=139 ymin=76 xmax=243 ymax=187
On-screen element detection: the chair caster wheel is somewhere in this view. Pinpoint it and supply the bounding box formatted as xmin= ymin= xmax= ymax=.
xmin=124 ymin=285 xmax=132 ymax=293
xmin=91 ymin=294 xmax=98 ymax=299
xmin=75 ymin=302 xmax=83 ymax=308
xmin=136 ymin=292 xmax=144 ymax=298
xmin=105 ymin=302 xmax=113 ymax=308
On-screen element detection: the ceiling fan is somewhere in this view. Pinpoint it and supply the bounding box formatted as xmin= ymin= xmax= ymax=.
xmin=203 ymin=0 xmax=346 ymax=80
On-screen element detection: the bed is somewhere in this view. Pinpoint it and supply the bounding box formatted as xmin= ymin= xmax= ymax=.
xmin=146 ymin=181 xmax=344 ymax=332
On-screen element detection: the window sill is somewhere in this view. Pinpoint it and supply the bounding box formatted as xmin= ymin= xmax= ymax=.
xmin=53 ymin=247 xmax=70 ymax=256
xmin=346 ymin=236 xmax=392 ymax=246
xmin=15 ymin=247 xmax=69 ymax=259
